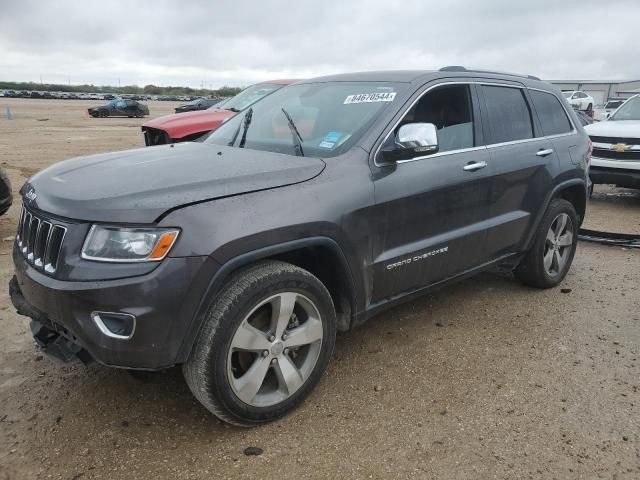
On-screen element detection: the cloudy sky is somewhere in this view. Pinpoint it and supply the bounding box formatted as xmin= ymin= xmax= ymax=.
xmin=1 ymin=0 xmax=639 ymax=88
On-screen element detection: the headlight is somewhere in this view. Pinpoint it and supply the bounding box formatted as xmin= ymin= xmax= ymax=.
xmin=81 ymin=226 xmax=180 ymax=262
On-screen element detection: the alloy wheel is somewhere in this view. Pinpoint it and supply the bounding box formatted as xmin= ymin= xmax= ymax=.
xmin=543 ymin=213 xmax=574 ymax=276
xmin=226 ymin=292 xmax=323 ymax=407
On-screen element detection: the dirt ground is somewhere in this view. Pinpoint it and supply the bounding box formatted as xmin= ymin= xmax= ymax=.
xmin=0 ymin=99 xmax=639 ymax=480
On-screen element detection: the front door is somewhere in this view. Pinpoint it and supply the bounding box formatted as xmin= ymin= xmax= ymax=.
xmin=370 ymin=83 xmax=493 ymax=303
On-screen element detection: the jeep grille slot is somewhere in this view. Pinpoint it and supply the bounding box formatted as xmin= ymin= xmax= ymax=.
xmin=16 ymin=205 xmax=67 ymax=274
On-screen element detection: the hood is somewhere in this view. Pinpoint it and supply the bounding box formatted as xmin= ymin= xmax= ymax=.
xmin=23 ymin=142 xmax=325 ymax=223
xmin=585 ymin=120 xmax=640 ymax=138
xmin=142 ymin=108 xmax=236 ymax=140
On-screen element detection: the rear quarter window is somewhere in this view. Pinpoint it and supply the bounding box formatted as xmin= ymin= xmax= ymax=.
xmin=529 ymin=90 xmax=573 ymax=136
xmin=481 ymin=85 xmax=533 ymax=144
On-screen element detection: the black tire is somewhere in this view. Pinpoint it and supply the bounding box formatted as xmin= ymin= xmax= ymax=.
xmin=183 ymin=260 xmax=336 ymax=427
xmin=515 ymin=199 xmax=578 ymax=289
xmin=587 ymin=103 xmax=593 ymax=111
xmin=100 ymin=110 xmax=108 ymax=118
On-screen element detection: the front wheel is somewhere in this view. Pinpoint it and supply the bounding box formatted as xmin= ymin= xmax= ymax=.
xmin=183 ymin=260 xmax=336 ymax=426
xmin=515 ymin=199 xmax=578 ymax=289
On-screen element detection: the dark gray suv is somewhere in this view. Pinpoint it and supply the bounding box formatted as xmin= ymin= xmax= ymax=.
xmin=10 ymin=67 xmax=590 ymax=426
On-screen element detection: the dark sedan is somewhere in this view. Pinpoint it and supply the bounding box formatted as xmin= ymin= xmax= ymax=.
xmin=174 ymin=98 xmax=226 ymax=114
xmin=88 ymin=99 xmax=149 ymax=118
xmin=0 ymin=166 xmax=12 ymax=216
xmin=573 ymin=108 xmax=594 ymax=126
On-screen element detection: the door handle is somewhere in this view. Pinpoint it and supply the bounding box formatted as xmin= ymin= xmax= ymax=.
xmin=463 ymin=161 xmax=487 ymax=172
xmin=536 ymin=148 xmax=554 ymax=157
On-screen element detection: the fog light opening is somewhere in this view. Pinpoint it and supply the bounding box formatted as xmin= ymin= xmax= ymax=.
xmin=91 ymin=312 xmax=136 ymax=340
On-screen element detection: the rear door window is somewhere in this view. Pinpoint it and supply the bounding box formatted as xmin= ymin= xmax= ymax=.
xmin=529 ymin=90 xmax=573 ymax=136
xmin=481 ymin=85 xmax=533 ymax=144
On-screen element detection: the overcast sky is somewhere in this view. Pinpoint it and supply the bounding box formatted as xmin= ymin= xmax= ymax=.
xmin=1 ymin=0 xmax=639 ymax=88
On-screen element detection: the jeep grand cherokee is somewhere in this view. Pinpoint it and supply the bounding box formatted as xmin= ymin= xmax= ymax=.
xmin=10 ymin=67 xmax=590 ymax=426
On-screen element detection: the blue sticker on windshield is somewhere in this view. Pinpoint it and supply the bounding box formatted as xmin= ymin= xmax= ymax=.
xmin=319 ymin=141 xmax=335 ymax=149
xmin=324 ymin=131 xmax=342 ymax=143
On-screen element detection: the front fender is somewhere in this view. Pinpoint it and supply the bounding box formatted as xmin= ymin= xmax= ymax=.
xmin=175 ymin=235 xmax=362 ymax=363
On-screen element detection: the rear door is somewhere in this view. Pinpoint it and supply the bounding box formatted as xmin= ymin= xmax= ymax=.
xmin=478 ymin=82 xmax=558 ymax=261
xmin=113 ymin=99 xmax=127 ymax=116
xmin=124 ymin=100 xmax=138 ymax=115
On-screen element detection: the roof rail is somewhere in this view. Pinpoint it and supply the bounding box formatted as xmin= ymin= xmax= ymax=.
xmin=439 ymin=65 xmax=541 ymax=81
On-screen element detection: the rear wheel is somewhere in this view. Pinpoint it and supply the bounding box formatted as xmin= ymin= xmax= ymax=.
xmin=515 ymin=199 xmax=578 ymax=289
xmin=183 ymin=260 xmax=336 ymax=426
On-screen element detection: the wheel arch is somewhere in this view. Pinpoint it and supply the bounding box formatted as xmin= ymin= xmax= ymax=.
xmin=523 ymin=179 xmax=586 ymax=251
xmin=176 ymin=236 xmax=360 ymax=363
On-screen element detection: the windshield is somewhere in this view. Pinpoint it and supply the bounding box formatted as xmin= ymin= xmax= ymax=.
xmin=609 ymin=97 xmax=640 ymax=121
xmin=221 ymin=83 xmax=282 ymax=112
xmin=205 ymin=82 xmax=404 ymax=158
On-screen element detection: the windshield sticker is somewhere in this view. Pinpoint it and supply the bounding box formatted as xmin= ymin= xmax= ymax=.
xmin=344 ymin=92 xmax=396 ymax=104
xmin=319 ymin=140 xmax=335 ymax=149
xmin=324 ymin=131 xmax=343 ymax=143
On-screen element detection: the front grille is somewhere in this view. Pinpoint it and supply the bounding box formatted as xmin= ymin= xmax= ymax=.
xmin=592 ymin=148 xmax=640 ymax=161
xmin=16 ymin=206 xmax=66 ymax=274
xmin=589 ymin=135 xmax=640 ymax=145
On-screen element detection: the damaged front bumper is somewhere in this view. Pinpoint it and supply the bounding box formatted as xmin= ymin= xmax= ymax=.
xmin=10 ymin=276 xmax=93 ymax=364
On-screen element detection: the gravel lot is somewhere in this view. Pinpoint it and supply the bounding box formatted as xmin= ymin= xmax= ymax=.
xmin=0 ymin=99 xmax=638 ymax=480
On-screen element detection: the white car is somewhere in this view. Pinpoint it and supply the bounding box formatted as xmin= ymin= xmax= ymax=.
xmin=585 ymin=94 xmax=640 ymax=190
xmin=593 ymin=99 xmax=625 ymax=121
xmin=562 ymin=91 xmax=595 ymax=111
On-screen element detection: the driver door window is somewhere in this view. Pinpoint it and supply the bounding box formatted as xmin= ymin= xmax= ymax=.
xmin=386 ymin=84 xmax=475 ymax=154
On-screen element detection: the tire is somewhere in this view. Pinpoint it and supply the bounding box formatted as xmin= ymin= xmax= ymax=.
xmin=100 ymin=110 xmax=108 ymax=118
xmin=515 ymin=199 xmax=578 ymax=289
xmin=183 ymin=260 xmax=337 ymax=426
xmin=586 ymin=103 xmax=593 ymax=112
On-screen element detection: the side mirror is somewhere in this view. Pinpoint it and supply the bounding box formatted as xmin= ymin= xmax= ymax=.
xmin=381 ymin=123 xmax=439 ymax=163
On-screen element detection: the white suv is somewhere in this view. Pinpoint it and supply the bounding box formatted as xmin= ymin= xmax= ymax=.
xmin=563 ymin=91 xmax=595 ymax=111
xmin=585 ymin=95 xmax=640 ymax=189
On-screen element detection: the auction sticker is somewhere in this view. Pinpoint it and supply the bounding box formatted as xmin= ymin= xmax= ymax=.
xmin=344 ymin=92 xmax=396 ymax=104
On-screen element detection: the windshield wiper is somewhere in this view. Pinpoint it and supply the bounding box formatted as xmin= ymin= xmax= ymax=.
xmin=281 ymin=108 xmax=304 ymax=157
xmin=228 ymin=108 xmax=253 ymax=147
xmin=225 ymin=107 xmax=240 ymax=112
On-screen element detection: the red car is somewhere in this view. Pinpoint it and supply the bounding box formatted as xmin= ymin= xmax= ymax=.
xmin=142 ymin=80 xmax=298 ymax=146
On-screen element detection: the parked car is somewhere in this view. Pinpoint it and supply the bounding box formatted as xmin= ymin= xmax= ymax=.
xmin=573 ymin=108 xmax=594 ymax=126
xmin=562 ymin=91 xmax=594 ymax=111
xmin=88 ymin=99 xmax=149 ymax=118
xmin=141 ymin=80 xmax=297 ymax=145
xmin=593 ymin=98 xmax=626 ymax=121
xmin=0 ymin=167 xmax=12 ymax=216
xmin=10 ymin=67 xmax=589 ymax=426
xmin=585 ymin=94 xmax=640 ymax=189
xmin=174 ymin=97 xmax=225 ymax=114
